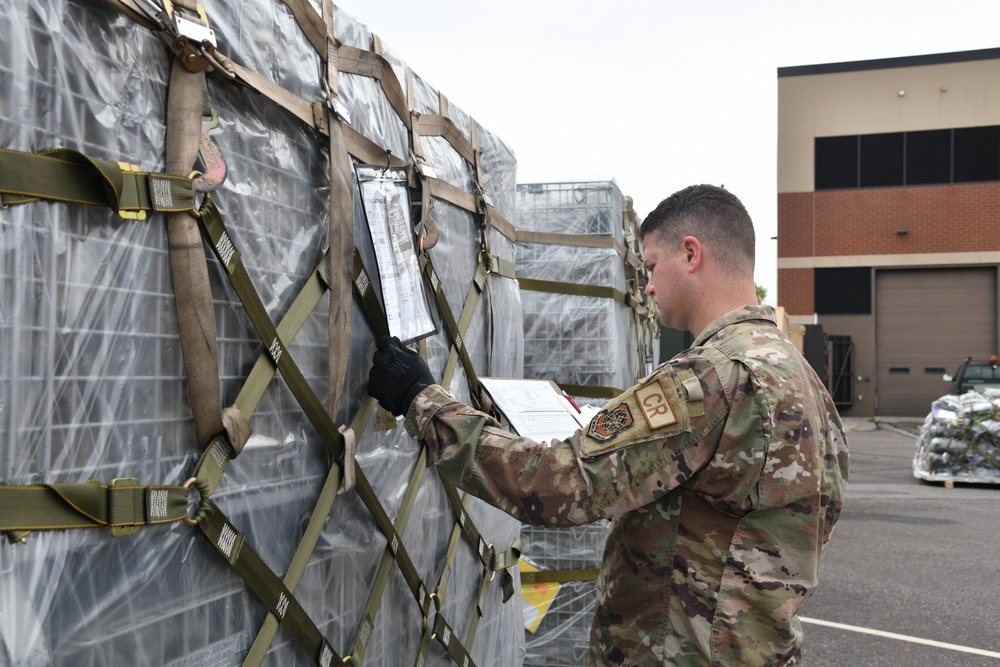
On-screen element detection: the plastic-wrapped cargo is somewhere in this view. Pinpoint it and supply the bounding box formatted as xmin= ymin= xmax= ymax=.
xmin=0 ymin=1 xmax=524 ymax=665
xmin=515 ymin=181 xmax=655 ymax=403
xmin=513 ymin=182 xmax=654 ymax=666
xmin=520 ymin=522 xmax=609 ymax=667
xmin=914 ymin=390 xmax=1000 ymax=483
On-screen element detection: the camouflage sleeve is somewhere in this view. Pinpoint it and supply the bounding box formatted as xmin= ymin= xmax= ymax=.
xmin=405 ymin=358 xmax=733 ymax=526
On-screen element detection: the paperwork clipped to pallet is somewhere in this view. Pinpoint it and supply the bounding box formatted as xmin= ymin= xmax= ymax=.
xmin=914 ymin=389 xmax=1000 ymax=483
xmin=358 ymin=165 xmax=435 ymax=343
xmin=479 ymin=377 xmax=597 ymax=442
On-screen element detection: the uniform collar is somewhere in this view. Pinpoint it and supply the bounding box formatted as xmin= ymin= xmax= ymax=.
xmin=692 ymin=305 xmax=777 ymax=347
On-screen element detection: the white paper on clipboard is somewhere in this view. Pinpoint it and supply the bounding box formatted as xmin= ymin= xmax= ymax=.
xmin=357 ymin=166 xmax=435 ymax=343
xmin=479 ymin=377 xmax=593 ymax=443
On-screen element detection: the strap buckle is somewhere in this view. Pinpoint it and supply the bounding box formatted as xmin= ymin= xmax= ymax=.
xmin=109 ymin=478 xmax=141 ymax=537
xmin=162 ymin=0 xmax=217 ymax=72
xmin=116 ymin=162 xmax=147 ymax=221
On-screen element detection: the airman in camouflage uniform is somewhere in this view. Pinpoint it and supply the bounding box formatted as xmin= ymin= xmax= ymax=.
xmin=370 ymin=184 xmax=849 ymax=666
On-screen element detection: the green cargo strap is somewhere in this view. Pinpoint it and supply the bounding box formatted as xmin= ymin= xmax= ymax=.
xmin=244 ymin=395 xmax=378 ymax=667
xmin=516 ymin=276 xmax=633 ymax=308
xmin=431 ymin=614 xmax=477 ymax=667
xmin=519 ymin=567 xmax=601 ymax=584
xmin=342 ymin=445 xmax=431 ymax=665
xmin=558 ymin=383 xmax=624 ymax=401
xmin=482 ymin=253 xmax=517 ymax=281
xmin=195 ymin=498 xmax=341 ymax=667
xmin=420 ymin=252 xmax=483 ymax=404
xmin=514 ymin=229 xmax=629 ymax=261
xmin=353 ymin=247 xmax=390 ymax=339
xmin=189 ymin=253 xmax=334 ymax=498
xmin=441 ymin=262 xmax=489 ymax=391
xmin=0 ymin=147 xmax=195 ymax=219
xmin=0 ymin=479 xmax=190 ymax=539
xmin=195 ymin=196 xmax=346 ymax=461
xmin=491 ymin=540 xmax=522 ymax=603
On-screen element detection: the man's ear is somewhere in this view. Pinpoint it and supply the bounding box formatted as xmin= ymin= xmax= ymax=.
xmin=681 ymin=236 xmax=702 ymax=272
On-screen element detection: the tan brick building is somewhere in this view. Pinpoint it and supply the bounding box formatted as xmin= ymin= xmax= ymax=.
xmin=777 ymin=48 xmax=1000 ymax=417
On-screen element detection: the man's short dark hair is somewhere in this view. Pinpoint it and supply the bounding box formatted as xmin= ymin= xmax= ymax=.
xmin=640 ymin=184 xmax=755 ymax=274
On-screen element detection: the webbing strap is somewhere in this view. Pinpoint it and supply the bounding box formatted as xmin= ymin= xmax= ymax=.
xmin=195 ymin=197 xmax=345 ymax=460
xmin=165 ymin=55 xmax=223 ymax=449
xmin=0 ymin=479 xmax=189 ymax=537
xmin=519 ymin=568 xmax=601 ymax=584
xmin=244 ymin=396 xmax=378 ymax=667
xmin=353 ymin=247 xmax=389 ymax=339
xmin=441 ymin=263 xmax=489 ymax=391
xmin=515 ymin=229 xmax=638 ymax=266
xmin=0 ymin=147 xmax=195 ymax=216
xmin=336 ymin=44 xmax=410 ymax=130
xmin=344 ymin=445 xmax=431 ymax=664
xmin=431 ymin=614 xmax=477 ymax=667
xmin=420 ymin=252 xmax=482 ymax=404
xmin=556 ymin=383 xmax=624 ymax=400
xmin=411 ymin=114 xmax=474 ymax=166
xmin=196 ymin=499 xmax=341 ymax=667
xmin=276 ymin=0 xmax=326 ymax=56
xmin=325 ymin=83 xmax=355 ymax=424
xmin=516 ymin=276 xmax=631 ymax=306
xmin=189 ymin=253 xmax=332 ymax=497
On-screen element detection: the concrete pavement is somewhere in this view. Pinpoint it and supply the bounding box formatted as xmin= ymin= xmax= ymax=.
xmin=798 ymin=417 xmax=1000 ymax=666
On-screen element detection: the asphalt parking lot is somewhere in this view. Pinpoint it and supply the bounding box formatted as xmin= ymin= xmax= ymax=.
xmin=799 ymin=418 xmax=1000 ymax=666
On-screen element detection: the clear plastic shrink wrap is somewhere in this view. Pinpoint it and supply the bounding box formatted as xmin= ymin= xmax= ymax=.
xmin=513 ymin=182 xmax=654 ymax=666
xmin=0 ymin=1 xmax=524 ymax=665
xmin=515 ymin=181 xmax=654 ymax=401
xmin=914 ymin=390 xmax=1000 ymax=483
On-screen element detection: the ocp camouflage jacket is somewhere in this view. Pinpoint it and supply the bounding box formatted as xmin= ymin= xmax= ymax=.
xmin=405 ymin=305 xmax=849 ymax=666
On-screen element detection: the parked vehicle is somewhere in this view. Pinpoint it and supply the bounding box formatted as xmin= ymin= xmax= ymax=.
xmin=942 ymin=355 xmax=1000 ymax=394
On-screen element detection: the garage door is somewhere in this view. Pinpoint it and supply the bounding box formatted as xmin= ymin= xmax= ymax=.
xmin=876 ymin=267 xmax=997 ymax=416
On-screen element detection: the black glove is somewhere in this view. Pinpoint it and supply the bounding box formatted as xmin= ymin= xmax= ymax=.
xmin=368 ymin=336 xmax=435 ymax=416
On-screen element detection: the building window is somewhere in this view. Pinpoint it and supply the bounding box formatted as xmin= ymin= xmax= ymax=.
xmin=815 ymin=136 xmax=859 ymax=189
xmin=815 ymin=267 xmax=872 ymax=314
xmin=860 ymin=132 xmax=904 ymax=187
xmin=954 ymin=126 xmax=1000 ymax=182
xmin=815 ymin=125 xmax=1000 ymax=190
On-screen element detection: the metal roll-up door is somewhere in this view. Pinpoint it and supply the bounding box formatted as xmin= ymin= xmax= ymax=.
xmin=876 ymin=267 xmax=997 ymax=416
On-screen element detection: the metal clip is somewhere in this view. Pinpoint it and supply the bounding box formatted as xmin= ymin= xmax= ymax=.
xmin=328 ymin=95 xmax=351 ymax=125
xmin=162 ymin=0 xmax=216 ymax=72
xmin=116 ymin=162 xmax=147 ymax=221
xmin=109 ymin=478 xmax=141 ymax=537
xmin=131 ymin=0 xmax=170 ymax=30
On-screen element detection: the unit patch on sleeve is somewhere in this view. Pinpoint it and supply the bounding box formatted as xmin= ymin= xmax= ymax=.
xmin=587 ymin=403 xmax=634 ymax=442
xmin=635 ymin=378 xmax=678 ymax=430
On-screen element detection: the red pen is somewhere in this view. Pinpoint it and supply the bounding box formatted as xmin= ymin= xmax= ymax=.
xmin=563 ymin=391 xmax=581 ymax=413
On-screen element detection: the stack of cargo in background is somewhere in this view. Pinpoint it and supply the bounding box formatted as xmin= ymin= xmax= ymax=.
xmin=513 ymin=181 xmax=656 ymax=666
xmin=515 ymin=181 xmax=654 ymax=403
xmin=914 ymin=390 xmax=1000 ymax=483
xmin=0 ymin=1 xmax=524 ymax=665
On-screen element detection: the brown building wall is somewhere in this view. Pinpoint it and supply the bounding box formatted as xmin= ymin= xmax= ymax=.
xmin=779 ymin=182 xmax=1000 ymax=259
xmin=778 ymin=268 xmax=814 ymax=314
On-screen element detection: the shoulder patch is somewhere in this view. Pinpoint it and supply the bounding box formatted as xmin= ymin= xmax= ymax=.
xmin=588 ymin=403 xmax=634 ymax=442
xmin=635 ymin=378 xmax=679 ymax=430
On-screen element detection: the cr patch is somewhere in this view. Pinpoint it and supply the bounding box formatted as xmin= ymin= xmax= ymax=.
xmin=635 ymin=379 xmax=678 ymax=430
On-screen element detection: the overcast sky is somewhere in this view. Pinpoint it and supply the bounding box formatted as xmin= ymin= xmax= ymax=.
xmin=333 ymin=1 xmax=1000 ymax=305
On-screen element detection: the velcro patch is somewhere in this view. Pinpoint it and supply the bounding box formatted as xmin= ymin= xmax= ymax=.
xmin=588 ymin=403 xmax=634 ymax=442
xmin=635 ymin=379 xmax=678 ymax=430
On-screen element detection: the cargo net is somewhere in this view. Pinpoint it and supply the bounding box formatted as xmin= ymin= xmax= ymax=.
xmin=0 ymin=1 xmax=527 ymax=665
xmin=914 ymin=390 xmax=1000 ymax=483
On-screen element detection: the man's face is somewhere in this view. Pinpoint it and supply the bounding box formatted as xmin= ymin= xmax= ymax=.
xmin=642 ymin=233 xmax=689 ymax=331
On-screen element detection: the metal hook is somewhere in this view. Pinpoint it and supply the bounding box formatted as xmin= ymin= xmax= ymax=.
xmin=380 ymin=148 xmax=391 ymax=177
